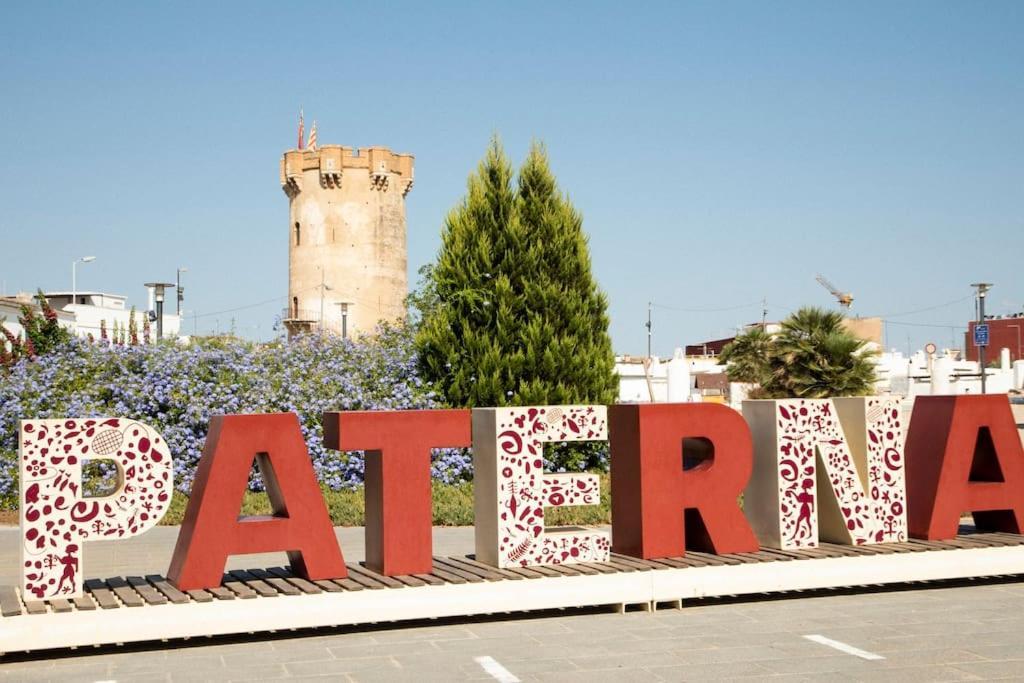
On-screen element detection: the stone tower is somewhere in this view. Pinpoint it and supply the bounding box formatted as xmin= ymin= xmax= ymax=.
xmin=280 ymin=144 xmax=414 ymax=338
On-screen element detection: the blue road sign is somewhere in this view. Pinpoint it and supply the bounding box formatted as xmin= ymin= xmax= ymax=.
xmin=974 ymin=324 xmax=990 ymax=347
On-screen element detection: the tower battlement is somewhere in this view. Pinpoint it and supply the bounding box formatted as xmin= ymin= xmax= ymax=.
xmin=281 ymin=141 xmax=413 ymax=340
xmin=280 ymin=145 xmax=414 ymax=197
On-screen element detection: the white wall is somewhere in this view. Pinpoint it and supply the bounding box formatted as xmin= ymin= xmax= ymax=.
xmin=67 ymin=304 xmax=180 ymax=341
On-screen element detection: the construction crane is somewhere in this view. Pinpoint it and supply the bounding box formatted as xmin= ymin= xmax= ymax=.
xmin=815 ymin=274 xmax=854 ymax=310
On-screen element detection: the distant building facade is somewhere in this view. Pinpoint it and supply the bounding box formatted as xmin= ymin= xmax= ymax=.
xmin=45 ymin=291 xmax=181 ymax=340
xmin=280 ymin=144 xmax=414 ymax=338
xmin=1 ymin=291 xmax=180 ymax=346
xmin=685 ymin=317 xmax=883 ymax=357
xmin=965 ymin=315 xmax=1024 ymax=364
xmin=0 ymin=295 xmax=75 ymax=349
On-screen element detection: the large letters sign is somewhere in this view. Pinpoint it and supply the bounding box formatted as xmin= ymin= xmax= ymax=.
xmin=742 ymin=397 xmax=907 ymax=549
xmin=14 ymin=395 xmax=1024 ymax=595
xmin=473 ymin=405 xmax=610 ymax=567
xmin=609 ymin=403 xmax=758 ymax=558
xmin=19 ymin=418 xmax=173 ymax=599
xmin=323 ymin=409 xmax=471 ymax=576
xmin=167 ymin=413 xmax=346 ymax=590
xmin=906 ymin=395 xmax=1024 ymax=539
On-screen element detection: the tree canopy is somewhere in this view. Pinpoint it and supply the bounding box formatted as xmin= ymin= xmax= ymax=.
xmin=719 ymin=307 xmax=878 ymax=398
xmin=416 ymin=138 xmax=618 ymax=412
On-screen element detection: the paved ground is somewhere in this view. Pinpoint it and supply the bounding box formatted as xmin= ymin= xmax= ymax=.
xmin=3 ymin=527 xmax=1024 ymax=681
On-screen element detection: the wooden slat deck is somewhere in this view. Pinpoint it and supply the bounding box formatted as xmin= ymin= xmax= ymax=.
xmin=4 ymin=529 xmax=1024 ymax=655
xmin=2 ymin=530 xmax=1020 ymax=620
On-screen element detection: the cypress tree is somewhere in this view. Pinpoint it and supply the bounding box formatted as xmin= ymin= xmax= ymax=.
xmin=417 ymin=138 xmax=618 ymax=417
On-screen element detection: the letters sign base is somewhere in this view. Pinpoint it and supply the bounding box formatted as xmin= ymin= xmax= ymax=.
xmin=2 ymin=530 xmax=1023 ymax=655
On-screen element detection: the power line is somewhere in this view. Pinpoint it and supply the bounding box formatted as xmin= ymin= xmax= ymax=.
xmin=190 ymin=283 xmax=388 ymax=322
xmin=875 ymin=293 xmax=974 ymax=319
xmin=650 ymin=300 xmax=762 ymax=314
xmin=880 ymin=319 xmax=964 ymax=329
xmin=192 ymin=294 xmax=288 ymax=319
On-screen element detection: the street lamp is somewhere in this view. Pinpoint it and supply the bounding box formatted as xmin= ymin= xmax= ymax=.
xmin=176 ymin=267 xmax=188 ymax=316
xmin=144 ymin=282 xmax=177 ymax=341
xmin=971 ymin=282 xmax=993 ymax=394
xmin=335 ymin=302 xmax=351 ymax=339
xmin=71 ymin=256 xmax=96 ymax=307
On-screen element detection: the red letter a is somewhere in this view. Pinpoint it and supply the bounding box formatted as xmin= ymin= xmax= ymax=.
xmin=907 ymin=395 xmax=1024 ymax=540
xmin=610 ymin=403 xmax=759 ymax=558
xmin=167 ymin=413 xmax=346 ymax=590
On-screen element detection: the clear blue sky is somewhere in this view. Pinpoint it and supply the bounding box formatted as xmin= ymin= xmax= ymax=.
xmin=1 ymin=2 xmax=1021 ymax=355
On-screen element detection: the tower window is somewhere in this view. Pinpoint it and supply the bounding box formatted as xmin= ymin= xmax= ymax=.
xmin=293 ymin=297 xmax=299 ymax=317
xmin=295 ymin=222 xmax=301 ymax=246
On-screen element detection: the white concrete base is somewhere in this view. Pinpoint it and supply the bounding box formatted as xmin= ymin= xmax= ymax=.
xmin=4 ymin=544 xmax=1024 ymax=654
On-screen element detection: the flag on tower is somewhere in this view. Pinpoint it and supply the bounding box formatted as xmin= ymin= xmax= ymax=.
xmin=307 ymin=120 xmax=318 ymax=151
xmin=297 ymin=109 xmax=305 ymax=150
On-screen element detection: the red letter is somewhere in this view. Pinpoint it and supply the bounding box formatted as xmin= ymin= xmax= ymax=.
xmin=167 ymin=413 xmax=346 ymax=590
xmin=610 ymin=403 xmax=759 ymax=558
xmin=907 ymin=395 xmax=1024 ymax=540
xmin=323 ymin=410 xmax=471 ymax=575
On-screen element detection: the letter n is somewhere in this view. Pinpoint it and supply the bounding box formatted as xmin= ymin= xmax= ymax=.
xmin=167 ymin=413 xmax=346 ymax=590
xmin=743 ymin=397 xmax=908 ymax=549
xmin=907 ymin=395 xmax=1024 ymax=539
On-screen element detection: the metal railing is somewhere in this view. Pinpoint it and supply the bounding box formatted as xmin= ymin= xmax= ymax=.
xmin=281 ymin=308 xmax=321 ymax=322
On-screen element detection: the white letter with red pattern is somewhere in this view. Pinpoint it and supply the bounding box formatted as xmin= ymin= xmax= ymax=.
xmin=20 ymin=418 xmax=173 ymax=599
xmin=742 ymin=397 xmax=907 ymax=549
xmin=473 ymin=405 xmax=610 ymax=568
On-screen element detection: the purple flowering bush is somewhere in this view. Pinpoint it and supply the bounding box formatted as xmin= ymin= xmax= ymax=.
xmin=0 ymin=325 xmax=473 ymax=508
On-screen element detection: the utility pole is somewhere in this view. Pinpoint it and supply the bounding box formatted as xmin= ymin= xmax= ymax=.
xmin=646 ymin=302 xmax=652 ymax=359
xmin=972 ymin=282 xmax=992 ymax=394
xmin=320 ymin=269 xmax=327 ymax=337
xmin=761 ymin=298 xmax=768 ymax=330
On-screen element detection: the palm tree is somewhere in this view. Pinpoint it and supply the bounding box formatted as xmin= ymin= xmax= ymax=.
xmin=763 ymin=307 xmax=877 ymax=398
xmin=718 ymin=327 xmax=773 ymax=385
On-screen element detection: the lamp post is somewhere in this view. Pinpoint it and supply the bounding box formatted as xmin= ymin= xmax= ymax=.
xmin=335 ymin=302 xmax=351 ymax=339
xmin=71 ymin=256 xmax=96 ymax=307
xmin=971 ymin=282 xmax=993 ymax=394
xmin=176 ymin=267 xmax=188 ymax=316
xmin=145 ymin=282 xmax=177 ymax=341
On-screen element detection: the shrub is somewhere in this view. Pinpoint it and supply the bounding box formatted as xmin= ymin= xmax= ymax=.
xmin=0 ymin=325 xmax=473 ymax=509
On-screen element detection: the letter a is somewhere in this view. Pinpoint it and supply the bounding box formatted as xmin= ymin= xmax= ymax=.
xmin=907 ymin=395 xmax=1024 ymax=539
xmin=167 ymin=413 xmax=346 ymax=590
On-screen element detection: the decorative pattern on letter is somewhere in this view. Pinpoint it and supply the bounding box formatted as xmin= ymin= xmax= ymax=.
xmin=20 ymin=418 xmax=173 ymax=599
xmin=863 ymin=398 xmax=907 ymax=542
xmin=494 ymin=406 xmax=610 ymax=567
xmin=774 ymin=401 xmax=821 ymax=548
xmin=773 ymin=399 xmax=906 ymax=548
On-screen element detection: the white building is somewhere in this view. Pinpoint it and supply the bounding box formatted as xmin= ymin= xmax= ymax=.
xmin=617 ymin=342 xmax=1024 ymax=411
xmin=0 ymin=290 xmax=181 ymax=346
xmin=45 ymin=291 xmax=181 ymax=341
xmin=0 ymin=295 xmax=76 ymax=349
xmin=875 ymin=347 xmax=1023 ymax=398
xmin=615 ymin=351 xmax=736 ymax=405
